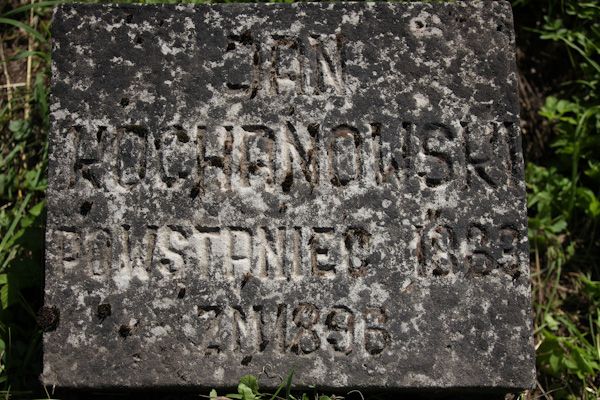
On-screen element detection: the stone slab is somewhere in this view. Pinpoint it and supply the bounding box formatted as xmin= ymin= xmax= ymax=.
xmin=44 ymin=2 xmax=535 ymax=392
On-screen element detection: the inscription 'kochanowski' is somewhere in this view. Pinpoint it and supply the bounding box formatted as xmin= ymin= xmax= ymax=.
xmin=68 ymin=120 xmax=521 ymax=195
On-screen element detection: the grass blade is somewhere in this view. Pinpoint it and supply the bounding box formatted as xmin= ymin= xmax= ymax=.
xmin=1 ymin=1 xmax=66 ymax=18
xmin=0 ymin=18 xmax=48 ymax=44
xmin=1 ymin=51 xmax=51 ymax=64
xmin=269 ymin=365 xmax=297 ymax=400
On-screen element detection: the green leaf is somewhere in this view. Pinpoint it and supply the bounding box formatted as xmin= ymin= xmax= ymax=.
xmin=238 ymin=383 xmax=255 ymax=400
xmin=29 ymin=200 xmax=45 ymax=218
xmin=537 ymin=332 xmax=567 ymax=376
xmin=545 ymin=314 xmax=560 ymax=331
xmin=572 ymin=348 xmax=595 ymax=378
xmin=210 ymin=389 xmax=218 ymax=398
xmin=8 ymin=119 xmax=25 ymax=133
xmin=550 ymin=217 xmax=568 ymax=234
xmin=1 ymin=281 xmax=19 ymax=310
xmin=239 ymin=375 xmax=259 ymax=395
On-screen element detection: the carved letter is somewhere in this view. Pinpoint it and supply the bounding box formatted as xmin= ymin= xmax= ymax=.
xmin=326 ymin=306 xmax=355 ymax=354
xmin=290 ymin=304 xmax=321 ymax=354
xmin=159 ymin=126 xmax=197 ymax=187
xmin=223 ymin=31 xmax=260 ymax=98
xmin=270 ymin=37 xmax=303 ymax=95
xmin=363 ymin=307 xmax=390 ymax=355
xmin=329 ymin=125 xmax=361 ymax=187
xmin=255 ymin=226 xmax=286 ymax=279
xmin=116 ymin=125 xmax=147 ymax=187
xmin=281 ymin=122 xmax=319 ymax=191
xmin=309 ymin=34 xmax=344 ymax=95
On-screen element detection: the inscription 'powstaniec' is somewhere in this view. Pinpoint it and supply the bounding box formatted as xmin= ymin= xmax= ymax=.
xmin=44 ymin=2 xmax=535 ymax=392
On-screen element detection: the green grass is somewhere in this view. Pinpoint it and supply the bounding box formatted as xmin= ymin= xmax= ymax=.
xmin=0 ymin=1 xmax=57 ymax=398
xmin=514 ymin=0 xmax=600 ymax=398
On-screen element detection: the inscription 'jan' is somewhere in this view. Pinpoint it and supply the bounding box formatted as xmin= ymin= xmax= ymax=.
xmin=222 ymin=31 xmax=345 ymax=97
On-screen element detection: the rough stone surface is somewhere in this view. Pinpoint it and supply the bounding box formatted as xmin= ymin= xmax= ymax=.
xmin=44 ymin=2 xmax=535 ymax=392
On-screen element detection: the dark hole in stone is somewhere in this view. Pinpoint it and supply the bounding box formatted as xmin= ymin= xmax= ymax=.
xmin=38 ymin=305 xmax=60 ymax=332
xmin=344 ymin=235 xmax=353 ymax=252
xmin=415 ymin=20 xmax=424 ymax=29
xmin=126 ymin=14 xmax=133 ymax=23
xmin=124 ymin=124 xmax=147 ymax=137
xmin=368 ymin=347 xmax=383 ymax=356
xmin=511 ymin=269 xmax=521 ymax=282
xmin=154 ymin=138 xmax=161 ymax=150
xmin=190 ymin=185 xmax=200 ymax=199
xmin=241 ymin=272 xmax=252 ymax=289
xmin=164 ymin=177 xmax=175 ymax=188
xmin=175 ymin=130 xmax=190 ymax=143
xmin=119 ymin=324 xmax=132 ymax=338
xmin=207 ymin=345 xmax=222 ymax=354
xmin=307 ymin=123 xmax=319 ymax=137
xmin=282 ymin=172 xmax=293 ymax=192
xmin=288 ymin=106 xmax=295 ymax=115
xmin=97 ymin=127 xmax=106 ymax=142
xmin=497 ymin=25 xmax=503 ymax=31
xmin=240 ymin=30 xmax=253 ymax=45
xmin=177 ymin=287 xmax=186 ymax=299
xmin=209 ymin=157 xmax=224 ymax=168
xmin=120 ymin=97 xmax=129 ymax=107
xmin=97 ymin=303 xmax=112 ymax=319
xmin=279 ymin=203 xmax=287 ymax=213
xmin=250 ymin=87 xmax=258 ymax=100
xmin=80 ymin=201 xmax=93 ymax=216
xmin=81 ymin=168 xmax=94 ymax=184
xmin=226 ymin=42 xmax=236 ymax=51
xmin=159 ymin=20 xmax=164 ymax=26
xmin=259 ymin=340 xmax=269 ymax=352
xmin=241 ymin=355 xmax=252 ymax=366
xmin=227 ymin=83 xmax=249 ymax=90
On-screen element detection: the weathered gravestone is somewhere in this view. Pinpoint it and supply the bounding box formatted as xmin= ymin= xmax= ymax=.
xmin=44 ymin=1 xmax=535 ymax=393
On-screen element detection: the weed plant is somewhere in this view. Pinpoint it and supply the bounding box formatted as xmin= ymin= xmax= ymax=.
xmin=1 ymin=0 xmax=600 ymax=399
xmin=514 ymin=0 xmax=600 ymax=398
xmin=0 ymin=1 xmax=59 ymax=398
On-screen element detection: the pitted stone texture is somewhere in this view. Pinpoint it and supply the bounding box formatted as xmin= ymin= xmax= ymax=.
xmin=44 ymin=2 xmax=535 ymax=392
